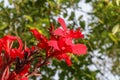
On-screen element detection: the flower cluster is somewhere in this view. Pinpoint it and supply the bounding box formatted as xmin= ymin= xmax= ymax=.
xmin=0 ymin=18 xmax=87 ymax=80
xmin=0 ymin=35 xmax=31 ymax=80
xmin=30 ymin=18 xmax=87 ymax=66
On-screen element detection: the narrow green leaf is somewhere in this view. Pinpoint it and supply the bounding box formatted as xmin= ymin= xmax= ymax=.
xmin=112 ymin=24 xmax=119 ymax=35
xmin=108 ymin=33 xmax=118 ymax=44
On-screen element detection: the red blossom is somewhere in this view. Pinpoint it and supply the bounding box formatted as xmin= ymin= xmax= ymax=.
xmin=0 ymin=35 xmax=30 ymax=80
xmin=0 ymin=35 xmax=24 ymax=59
xmin=50 ymin=18 xmax=87 ymax=65
xmin=31 ymin=18 xmax=87 ymax=66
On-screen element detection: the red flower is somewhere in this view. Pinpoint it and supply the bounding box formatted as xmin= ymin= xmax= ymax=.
xmin=30 ymin=18 xmax=87 ymax=66
xmin=0 ymin=35 xmax=24 ymax=59
xmin=48 ymin=18 xmax=87 ymax=55
xmin=49 ymin=18 xmax=87 ymax=65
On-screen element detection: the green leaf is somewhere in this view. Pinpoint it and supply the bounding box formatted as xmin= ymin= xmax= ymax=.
xmin=0 ymin=23 xmax=8 ymax=30
xmin=80 ymin=20 xmax=85 ymax=28
xmin=108 ymin=33 xmax=118 ymax=44
xmin=24 ymin=15 xmax=33 ymax=22
xmin=112 ymin=24 xmax=120 ymax=35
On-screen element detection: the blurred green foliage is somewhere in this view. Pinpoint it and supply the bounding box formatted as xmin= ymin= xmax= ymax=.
xmin=0 ymin=0 xmax=120 ymax=80
xmin=90 ymin=0 xmax=120 ymax=74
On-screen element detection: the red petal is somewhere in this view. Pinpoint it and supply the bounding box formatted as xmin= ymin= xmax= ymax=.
xmin=72 ymin=44 xmax=87 ymax=55
xmin=63 ymin=54 xmax=72 ymax=66
xmin=2 ymin=66 xmax=9 ymax=80
xmin=2 ymin=35 xmax=17 ymax=54
xmin=19 ymin=64 xmax=30 ymax=76
xmin=17 ymin=37 xmax=23 ymax=51
xmin=58 ymin=18 xmax=67 ymax=31
xmin=69 ymin=29 xmax=84 ymax=39
xmin=54 ymin=27 xmax=64 ymax=36
xmin=58 ymin=38 xmax=66 ymax=50
xmin=2 ymin=35 xmax=24 ymax=59
xmin=4 ymin=35 xmax=17 ymax=40
xmin=31 ymin=46 xmax=35 ymax=51
xmin=10 ymin=49 xmax=24 ymax=59
xmin=64 ymin=38 xmax=73 ymax=46
xmin=20 ymin=77 xmax=28 ymax=80
xmin=37 ymin=42 xmax=47 ymax=49
xmin=48 ymin=40 xmax=60 ymax=50
xmin=30 ymin=29 xmax=48 ymax=42
xmin=1 ymin=35 xmax=23 ymax=56
xmin=56 ymin=53 xmax=72 ymax=66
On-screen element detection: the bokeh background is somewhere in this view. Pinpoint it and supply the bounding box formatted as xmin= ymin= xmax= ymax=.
xmin=0 ymin=0 xmax=120 ymax=80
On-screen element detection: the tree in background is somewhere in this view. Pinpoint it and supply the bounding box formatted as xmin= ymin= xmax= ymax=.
xmin=0 ymin=0 xmax=120 ymax=80
xmin=90 ymin=0 xmax=120 ymax=77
